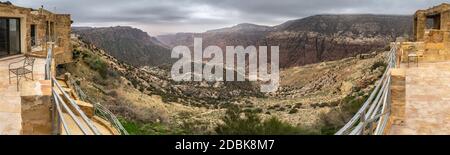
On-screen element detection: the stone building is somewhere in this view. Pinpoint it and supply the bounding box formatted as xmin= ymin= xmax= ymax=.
xmin=414 ymin=3 xmax=450 ymax=42
xmin=400 ymin=3 xmax=450 ymax=62
xmin=0 ymin=2 xmax=123 ymax=135
xmin=386 ymin=3 xmax=450 ymax=135
xmin=0 ymin=2 xmax=72 ymax=64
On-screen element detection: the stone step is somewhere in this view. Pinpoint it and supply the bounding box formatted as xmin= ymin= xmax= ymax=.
xmin=26 ymin=52 xmax=47 ymax=58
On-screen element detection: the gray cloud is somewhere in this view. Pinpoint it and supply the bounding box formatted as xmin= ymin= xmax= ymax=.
xmin=9 ymin=0 xmax=450 ymax=35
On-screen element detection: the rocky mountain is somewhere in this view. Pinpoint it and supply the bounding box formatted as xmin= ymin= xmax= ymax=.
xmin=157 ymin=14 xmax=412 ymax=68
xmin=276 ymin=14 xmax=411 ymax=36
xmin=206 ymin=23 xmax=273 ymax=33
xmin=268 ymin=15 xmax=412 ymax=67
xmin=157 ymin=23 xmax=272 ymax=49
xmin=73 ymin=26 xmax=172 ymax=67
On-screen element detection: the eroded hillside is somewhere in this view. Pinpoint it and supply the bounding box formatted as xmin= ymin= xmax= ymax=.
xmin=73 ymin=26 xmax=172 ymax=67
xmin=60 ymin=37 xmax=225 ymax=134
xmin=60 ymin=36 xmax=387 ymax=134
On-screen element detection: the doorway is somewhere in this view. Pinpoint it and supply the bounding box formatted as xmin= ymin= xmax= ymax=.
xmin=0 ymin=18 xmax=21 ymax=58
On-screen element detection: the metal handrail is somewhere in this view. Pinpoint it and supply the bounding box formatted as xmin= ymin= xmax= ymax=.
xmin=68 ymin=78 xmax=129 ymax=135
xmin=53 ymin=78 xmax=102 ymax=135
xmin=336 ymin=42 xmax=398 ymax=135
xmin=52 ymin=92 xmax=71 ymax=135
xmin=52 ymin=88 xmax=91 ymax=134
xmin=94 ymin=103 xmax=129 ymax=135
xmin=45 ymin=42 xmax=128 ymax=135
xmin=45 ymin=44 xmax=102 ymax=135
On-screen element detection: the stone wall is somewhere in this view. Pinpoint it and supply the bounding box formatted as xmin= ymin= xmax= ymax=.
xmin=407 ymin=4 xmax=450 ymax=63
xmin=385 ymin=68 xmax=406 ymax=134
xmin=414 ymin=3 xmax=450 ymax=42
xmin=20 ymin=80 xmax=53 ymax=135
xmin=0 ymin=3 xmax=72 ymax=65
xmin=54 ymin=14 xmax=72 ymax=64
xmin=414 ymin=11 xmax=426 ymax=41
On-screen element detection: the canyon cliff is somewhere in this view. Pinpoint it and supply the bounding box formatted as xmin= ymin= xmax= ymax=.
xmin=157 ymin=14 xmax=412 ymax=68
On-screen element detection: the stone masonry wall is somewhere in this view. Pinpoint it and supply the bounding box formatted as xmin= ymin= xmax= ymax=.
xmin=0 ymin=3 xmax=72 ymax=65
xmin=385 ymin=68 xmax=406 ymax=134
xmin=20 ymin=80 xmax=53 ymax=135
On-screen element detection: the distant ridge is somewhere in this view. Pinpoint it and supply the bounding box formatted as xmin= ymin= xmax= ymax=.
xmin=73 ymin=26 xmax=172 ymax=67
xmin=157 ymin=14 xmax=412 ymax=68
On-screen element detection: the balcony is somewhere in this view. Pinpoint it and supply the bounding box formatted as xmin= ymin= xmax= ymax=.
xmin=0 ymin=48 xmax=127 ymax=135
xmin=0 ymin=54 xmax=46 ymax=134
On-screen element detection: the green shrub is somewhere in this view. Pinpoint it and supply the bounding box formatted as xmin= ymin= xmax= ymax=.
xmin=341 ymin=95 xmax=368 ymax=116
xmin=320 ymin=125 xmax=340 ymax=135
xmin=318 ymin=94 xmax=370 ymax=135
xmin=82 ymin=52 xmax=120 ymax=80
xmin=119 ymin=118 xmax=188 ymax=135
xmin=289 ymin=108 xmax=298 ymax=114
xmin=371 ymin=61 xmax=387 ymax=71
xmin=72 ymin=49 xmax=82 ymax=60
xmin=86 ymin=57 xmax=108 ymax=78
xmin=216 ymin=106 xmax=318 ymax=135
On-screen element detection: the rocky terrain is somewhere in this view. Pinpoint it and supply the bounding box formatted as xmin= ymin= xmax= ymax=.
xmin=60 ymin=35 xmax=388 ymax=134
xmin=72 ymin=26 xmax=172 ymax=67
xmin=61 ymin=37 xmax=225 ymax=134
xmin=63 ymin=14 xmax=403 ymax=134
xmin=157 ymin=14 xmax=411 ymax=68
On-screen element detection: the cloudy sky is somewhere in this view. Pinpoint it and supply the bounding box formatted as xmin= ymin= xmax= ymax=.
xmin=9 ymin=0 xmax=450 ymax=35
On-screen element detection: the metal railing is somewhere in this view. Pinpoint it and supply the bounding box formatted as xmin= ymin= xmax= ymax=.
xmin=44 ymin=45 xmax=52 ymax=80
xmin=68 ymin=78 xmax=129 ymax=135
xmin=335 ymin=42 xmax=398 ymax=135
xmin=46 ymin=45 xmax=102 ymax=135
xmin=94 ymin=103 xmax=129 ymax=135
xmin=52 ymin=78 xmax=102 ymax=135
xmin=45 ymin=43 xmax=127 ymax=135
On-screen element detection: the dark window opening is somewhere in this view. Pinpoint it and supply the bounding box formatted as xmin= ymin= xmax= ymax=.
xmin=31 ymin=24 xmax=36 ymax=46
xmin=426 ymin=14 xmax=441 ymax=30
xmin=50 ymin=22 xmax=55 ymax=42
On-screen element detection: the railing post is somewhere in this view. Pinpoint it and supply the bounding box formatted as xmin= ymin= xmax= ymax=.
xmin=51 ymin=98 xmax=57 ymax=135
xmin=51 ymin=100 xmax=61 ymax=135
xmin=46 ymin=44 xmax=62 ymax=135
xmin=368 ymin=121 xmax=374 ymax=135
xmin=359 ymin=111 xmax=366 ymax=135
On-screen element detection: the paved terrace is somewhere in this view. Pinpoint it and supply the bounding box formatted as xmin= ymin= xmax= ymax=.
xmin=389 ymin=62 xmax=450 ymax=135
xmin=0 ymin=55 xmax=45 ymax=135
